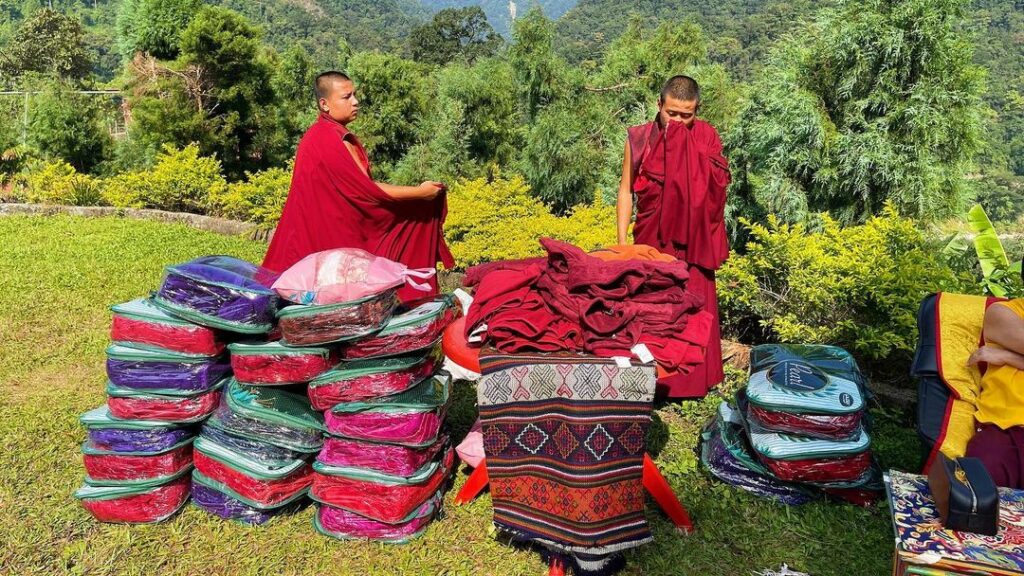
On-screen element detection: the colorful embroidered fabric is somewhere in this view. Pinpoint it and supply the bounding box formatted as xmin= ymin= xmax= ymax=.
xmin=477 ymin=351 xmax=657 ymax=575
xmin=888 ymin=470 xmax=1024 ymax=574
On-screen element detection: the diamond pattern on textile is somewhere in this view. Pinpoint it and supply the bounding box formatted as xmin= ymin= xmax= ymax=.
xmin=584 ymin=425 xmax=615 ymax=460
xmin=529 ymin=364 xmax=558 ymax=398
xmin=515 ymin=423 xmax=550 ymax=454
xmin=552 ymin=423 xmax=580 ymax=459
xmin=484 ymin=371 xmax=513 ymax=404
xmin=617 ymin=422 xmax=646 ymax=455
xmin=484 ymin=425 xmax=511 ymax=455
xmin=573 ymin=364 xmax=602 ymax=398
xmin=619 ymin=368 xmax=650 ymax=401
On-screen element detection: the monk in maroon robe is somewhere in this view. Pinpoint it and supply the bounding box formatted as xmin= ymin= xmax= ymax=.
xmin=263 ymin=71 xmax=454 ymax=301
xmin=617 ymin=75 xmax=731 ymax=398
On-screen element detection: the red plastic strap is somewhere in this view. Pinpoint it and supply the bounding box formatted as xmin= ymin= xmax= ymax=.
xmin=548 ymin=558 xmax=565 ymax=576
xmin=453 ymin=460 xmax=489 ymax=506
xmin=642 ymin=454 xmax=693 ymax=534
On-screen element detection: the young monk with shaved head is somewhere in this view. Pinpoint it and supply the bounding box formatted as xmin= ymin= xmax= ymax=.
xmin=263 ymin=71 xmax=453 ymax=300
xmin=617 ymin=75 xmax=731 ymax=398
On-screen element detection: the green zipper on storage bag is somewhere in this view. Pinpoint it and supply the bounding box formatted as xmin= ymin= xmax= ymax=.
xmin=328 ymin=372 xmax=451 ymax=416
xmin=194 ymin=436 xmax=309 ymax=480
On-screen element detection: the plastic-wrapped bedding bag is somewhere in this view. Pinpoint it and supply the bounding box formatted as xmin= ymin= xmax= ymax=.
xmin=200 ymin=421 xmax=308 ymax=466
xmin=152 ymin=256 xmax=280 ymax=334
xmin=192 ymin=436 xmax=313 ymax=507
xmin=214 ymin=379 xmax=324 ymax=452
xmin=229 ymin=341 xmax=338 ymax=385
xmin=276 ymin=290 xmax=399 ymax=347
xmin=314 ymin=489 xmax=444 ymax=543
xmin=311 ymin=444 xmax=454 ymax=524
xmin=105 ymin=344 xmax=231 ymax=394
xmin=307 ymin=346 xmax=441 ymax=410
xmin=324 ymin=372 xmax=450 ymax=444
xmin=75 ymin=473 xmax=190 ymax=524
xmin=342 ymin=295 xmax=459 ymax=360
xmin=81 ymin=405 xmax=194 ymax=453
xmin=82 ymin=437 xmax=194 ymax=485
xmin=744 ymin=359 xmax=865 ymax=440
xmin=272 ymin=248 xmax=436 ymax=306
xmin=191 ymin=470 xmax=307 ymax=524
xmin=317 ymin=434 xmax=449 ymax=477
xmin=699 ymin=402 xmax=815 ymax=505
xmin=106 ymin=377 xmax=225 ymax=421
xmin=749 ymin=344 xmax=866 ymax=386
xmin=111 ymin=298 xmax=225 ymax=356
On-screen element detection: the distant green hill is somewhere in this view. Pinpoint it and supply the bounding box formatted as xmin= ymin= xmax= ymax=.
xmin=419 ymin=0 xmax=577 ymax=36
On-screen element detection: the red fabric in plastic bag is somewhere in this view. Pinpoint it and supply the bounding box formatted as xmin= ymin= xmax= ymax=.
xmin=107 ymin=389 xmax=220 ymax=421
xmin=83 ymin=444 xmax=193 ymax=482
xmin=232 ymin=351 xmax=338 ymax=384
xmin=761 ymin=451 xmax=872 ymax=483
xmin=308 ymin=358 xmax=436 ymax=410
xmin=80 ymin=477 xmax=190 ymax=523
xmin=193 ymin=450 xmax=313 ymax=507
xmin=746 ymin=405 xmax=863 ymax=440
xmin=318 ymin=435 xmax=447 ymax=477
xmin=311 ymin=447 xmax=453 ymax=523
xmin=111 ymin=315 xmax=224 ymax=356
xmin=343 ymin=308 xmax=457 ymax=360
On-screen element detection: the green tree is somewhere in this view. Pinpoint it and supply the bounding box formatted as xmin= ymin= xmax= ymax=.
xmin=508 ymin=6 xmax=568 ymax=121
xmin=409 ymin=7 xmax=502 ymax=66
xmin=0 ymin=8 xmax=91 ymax=80
xmin=116 ymin=0 xmax=201 ymax=59
xmin=727 ymin=0 xmax=987 ymax=226
xmin=26 ymin=81 xmax=111 ymax=173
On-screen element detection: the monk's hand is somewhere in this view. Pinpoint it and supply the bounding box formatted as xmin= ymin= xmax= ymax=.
xmin=418 ymin=181 xmax=446 ymax=199
xmin=968 ymin=346 xmax=1007 ymax=367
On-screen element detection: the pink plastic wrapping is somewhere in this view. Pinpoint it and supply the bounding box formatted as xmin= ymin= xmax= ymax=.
xmin=82 ymin=443 xmax=193 ymax=483
xmin=193 ymin=450 xmax=313 ymax=507
xmin=746 ymin=404 xmax=863 ymax=440
xmin=324 ymin=409 xmax=444 ymax=445
xmin=311 ymin=447 xmax=454 ymax=523
xmin=107 ymin=388 xmax=221 ymax=421
xmin=315 ymin=490 xmax=442 ymax=542
xmin=272 ymin=248 xmax=435 ymax=305
xmin=77 ymin=477 xmax=190 ymax=523
xmin=317 ymin=435 xmax=448 ymax=477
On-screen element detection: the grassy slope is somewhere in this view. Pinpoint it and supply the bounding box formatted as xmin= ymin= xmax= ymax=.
xmin=0 ymin=215 xmax=919 ymax=575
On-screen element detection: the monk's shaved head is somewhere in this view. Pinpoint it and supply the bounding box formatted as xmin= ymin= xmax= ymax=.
xmin=660 ymin=75 xmax=700 ymax=103
xmin=315 ymin=71 xmax=352 ymax=101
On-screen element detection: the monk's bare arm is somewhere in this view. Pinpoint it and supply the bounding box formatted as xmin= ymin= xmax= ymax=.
xmin=969 ymin=346 xmax=1024 ymax=370
xmin=616 ymin=141 xmax=632 ymax=245
xmin=983 ymin=303 xmax=1024 ymax=355
xmin=344 ymin=141 xmax=442 ymax=200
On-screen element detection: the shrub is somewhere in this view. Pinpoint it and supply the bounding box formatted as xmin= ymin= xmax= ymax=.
xmin=445 ymin=175 xmax=616 ymax=267
xmin=208 ymin=166 xmax=291 ymax=227
xmin=102 ymin=144 xmax=227 ymax=213
xmin=18 ymin=160 xmax=102 ymax=206
xmin=718 ymin=206 xmax=972 ymax=362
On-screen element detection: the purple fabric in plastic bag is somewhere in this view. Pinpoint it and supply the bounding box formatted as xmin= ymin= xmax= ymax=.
xmin=701 ymin=422 xmax=813 ymax=505
xmin=87 ymin=428 xmax=193 ymax=453
xmin=106 ymin=357 xmax=232 ymax=392
xmin=156 ymin=257 xmax=279 ymax=327
xmin=190 ymin=480 xmax=303 ymax=524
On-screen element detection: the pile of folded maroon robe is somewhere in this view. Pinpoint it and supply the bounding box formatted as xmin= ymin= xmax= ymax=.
xmin=464 ymin=238 xmax=713 ymax=381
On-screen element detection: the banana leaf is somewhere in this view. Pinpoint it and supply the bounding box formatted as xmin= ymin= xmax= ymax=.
xmin=966 ymin=204 xmax=1010 ymax=295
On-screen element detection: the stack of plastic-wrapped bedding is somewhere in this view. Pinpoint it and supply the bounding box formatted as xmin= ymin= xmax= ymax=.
xmin=699 ymin=344 xmax=882 ymax=506
xmin=74 ymin=256 xmax=284 ymax=523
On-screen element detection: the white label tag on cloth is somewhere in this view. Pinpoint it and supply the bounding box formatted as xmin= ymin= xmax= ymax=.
xmin=631 ymin=343 xmax=655 ymax=364
xmin=453 ymin=288 xmax=474 ymax=315
xmin=612 ymin=356 xmax=632 ymax=368
xmin=468 ymin=323 xmax=487 ymax=343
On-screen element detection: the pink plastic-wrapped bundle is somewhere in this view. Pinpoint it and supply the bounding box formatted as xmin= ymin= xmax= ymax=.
xmin=82 ymin=440 xmax=193 ymax=485
xmin=342 ymin=295 xmax=458 ymax=360
xmin=311 ymin=445 xmax=454 ymax=523
xmin=314 ymin=489 xmax=443 ymax=543
xmin=272 ymin=248 xmax=437 ymax=306
xmin=110 ymin=298 xmax=225 ymax=356
xmin=75 ymin=475 xmax=190 ymax=523
xmin=317 ymin=434 xmax=448 ymax=477
xmin=307 ymin=347 xmax=440 ymax=410
xmin=324 ymin=373 xmax=450 ymax=444
xmin=229 ymin=341 xmax=338 ymax=385
xmin=105 ymin=378 xmax=224 ymax=421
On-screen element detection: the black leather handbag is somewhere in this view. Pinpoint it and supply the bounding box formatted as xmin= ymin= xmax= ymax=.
xmin=927 ymin=453 xmax=1000 ymax=536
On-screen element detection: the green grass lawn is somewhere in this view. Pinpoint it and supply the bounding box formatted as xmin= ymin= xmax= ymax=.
xmin=0 ymin=215 xmax=921 ymax=575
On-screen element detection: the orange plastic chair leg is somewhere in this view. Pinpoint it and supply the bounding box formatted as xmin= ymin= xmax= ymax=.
xmin=454 ymin=460 xmax=489 ymax=505
xmin=548 ymin=558 xmax=565 ymax=576
xmin=642 ymin=453 xmax=694 ymax=534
